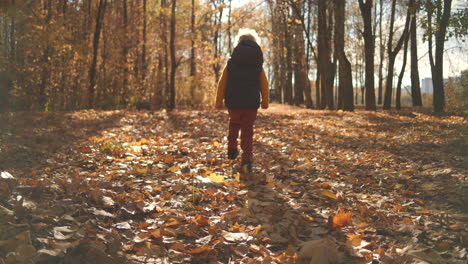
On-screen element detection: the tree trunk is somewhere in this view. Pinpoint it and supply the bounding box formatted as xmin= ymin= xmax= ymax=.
xmin=155 ymin=0 xmax=169 ymax=108
xmin=336 ymin=0 xmax=354 ymax=111
xmin=168 ymin=0 xmax=177 ymax=110
xmin=293 ymin=15 xmax=306 ymax=106
xmin=121 ymin=0 xmax=129 ymax=106
xmin=287 ymin=0 xmax=314 ymax=108
xmin=190 ymin=0 xmax=197 ymax=102
xmin=212 ymin=2 xmax=224 ymax=85
xmin=88 ymin=0 xmax=107 ymax=108
xmin=358 ymin=0 xmax=376 ymax=110
xmin=142 ymin=0 xmax=147 ymax=83
xmin=377 ymin=0 xmax=384 ymax=105
xmin=315 ymin=65 xmax=320 ymax=108
xmin=396 ymin=26 xmax=410 ymax=110
xmin=318 ymin=0 xmax=333 ymax=109
xmin=427 ymin=0 xmax=452 ymax=113
xmin=227 ymin=0 xmax=233 ymax=52
xmin=39 ymin=0 xmax=52 ymax=110
xmin=383 ymin=0 xmax=411 ymax=110
xmin=283 ymin=9 xmax=293 ymax=105
xmin=410 ymin=9 xmax=422 ymax=106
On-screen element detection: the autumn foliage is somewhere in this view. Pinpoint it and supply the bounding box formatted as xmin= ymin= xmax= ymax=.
xmin=0 ymin=105 xmax=467 ymax=263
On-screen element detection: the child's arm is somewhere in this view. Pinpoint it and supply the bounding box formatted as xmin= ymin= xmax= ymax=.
xmin=260 ymin=68 xmax=269 ymax=109
xmin=215 ymin=65 xmax=229 ymax=109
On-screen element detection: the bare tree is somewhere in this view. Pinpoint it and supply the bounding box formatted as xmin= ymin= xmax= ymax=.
xmin=383 ymin=0 xmax=411 ymax=110
xmin=410 ymin=4 xmax=423 ymax=107
xmin=336 ymin=0 xmax=354 ymax=111
xmin=358 ymin=0 xmax=376 ymax=110
xmin=168 ymin=0 xmax=177 ymax=110
xmin=88 ymin=0 xmax=107 ymax=108
xmin=426 ymin=0 xmax=453 ymax=112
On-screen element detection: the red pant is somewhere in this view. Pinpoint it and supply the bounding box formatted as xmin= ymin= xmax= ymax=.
xmin=228 ymin=109 xmax=257 ymax=162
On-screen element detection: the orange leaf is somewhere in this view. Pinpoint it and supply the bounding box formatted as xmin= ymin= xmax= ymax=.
xmin=170 ymin=243 xmax=185 ymax=252
xmin=166 ymin=218 xmax=179 ymax=227
xmin=392 ymin=203 xmax=403 ymax=212
xmin=321 ymin=190 xmax=338 ymax=200
xmin=79 ymin=146 xmax=92 ymax=153
xmin=150 ymin=229 xmax=161 ymax=239
xmin=187 ymin=245 xmax=212 ymax=254
xmin=332 ymin=208 xmax=352 ymax=228
xmin=401 ymin=217 xmax=413 ymax=225
xmin=193 ymin=215 xmax=210 ymax=226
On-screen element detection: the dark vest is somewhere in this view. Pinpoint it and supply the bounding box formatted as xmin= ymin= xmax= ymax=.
xmin=225 ymin=40 xmax=263 ymax=109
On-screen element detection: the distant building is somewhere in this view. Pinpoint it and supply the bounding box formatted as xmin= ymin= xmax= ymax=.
xmin=421 ymin=78 xmax=450 ymax=94
xmin=421 ymin=78 xmax=433 ymax=94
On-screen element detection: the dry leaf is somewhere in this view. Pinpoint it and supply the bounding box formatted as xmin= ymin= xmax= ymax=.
xmin=331 ymin=208 xmax=352 ymax=228
xmin=222 ymin=231 xmax=249 ymax=242
xmin=208 ymin=173 xmax=224 ymax=183
xmin=321 ymin=190 xmax=338 ymax=200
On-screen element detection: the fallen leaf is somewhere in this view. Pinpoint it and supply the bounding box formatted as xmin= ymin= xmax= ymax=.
xmin=321 ymin=190 xmax=338 ymax=200
xmin=193 ymin=214 xmax=211 ymax=226
xmin=208 ymin=173 xmax=224 ymax=183
xmin=222 ymin=231 xmax=249 ymax=242
xmin=331 ymin=208 xmax=352 ymax=228
xmin=1 ymin=171 xmax=14 ymax=179
xmin=187 ymin=245 xmax=213 ymax=254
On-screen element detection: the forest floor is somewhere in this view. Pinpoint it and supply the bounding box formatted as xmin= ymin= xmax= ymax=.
xmin=0 ymin=104 xmax=467 ymax=264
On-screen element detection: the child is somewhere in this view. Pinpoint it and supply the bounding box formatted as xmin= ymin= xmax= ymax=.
xmin=215 ymin=29 xmax=269 ymax=173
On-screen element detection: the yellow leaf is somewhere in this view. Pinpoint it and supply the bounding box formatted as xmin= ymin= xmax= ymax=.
xmin=347 ymin=234 xmax=362 ymax=247
xmin=137 ymin=168 xmax=148 ymax=174
xmin=321 ymin=190 xmax=337 ymax=200
xmin=208 ymin=173 xmax=224 ymax=183
xmin=166 ymin=218 xmax=179 ymax=227
xmin=253 ymin=224 xmax=262 ymax=237
xmin=290 ymin=181 xmax=303 ymax=186
xmin=233 ymin=172 xmax=240 ymax=182
xmin=139 ymin=139 xmax=150 ymax=145
xmin=168 ymin=165 xmax=179 ymax=173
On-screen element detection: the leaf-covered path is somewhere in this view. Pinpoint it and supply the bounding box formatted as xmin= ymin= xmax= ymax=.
xmin=1 ymin=105 xmax=466 ymax=263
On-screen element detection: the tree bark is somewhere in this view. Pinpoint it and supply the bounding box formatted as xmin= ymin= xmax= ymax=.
xmin=396 ymin=25 xmax=410 ymax=110
xmin=212 ymin=1 xmax=224 ymax=85
xmin=318 ymin=0 xmax=334 ymax=109
xmin=427 ymin=0 xmax=452 ymax=113
xmin=336 ymin=0 xmax=354 ymax=111
xmin=293 ymin=5 xmax=306 ymax=106
xmin=383 ymin=0 xmax=411 ymax=110
xmin=168 ymin=0 xmax=177 ymax=110
xmin=227 ymin=0 xmax=233 ymax=52
xmin=142 ymin=0 xmax=147 ymax=83
xmin=410 ymin=7 xmax=422 ymax=106
xmin=358 ymin=0 xmax=376 ymax=110
xmin=377 ymin=0 xmax=384 ymax=105
xmin=121 ymin=0 xmax=129 ymax=106
xmin=281 ymin=5 xmax=293 ymax=105
xmin=88 ymin=0 xmax=107 ymax=108
xmin=39 ymin=0 xmax=52 ymax=110
xmin=190 ymin=0 xmax=197 ymax=102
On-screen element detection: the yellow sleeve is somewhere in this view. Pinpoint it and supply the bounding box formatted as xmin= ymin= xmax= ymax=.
xmin=215 ymin=65 xmax=229 ymax=107
xmin=260 ymin=68 xmax=269 ymax=108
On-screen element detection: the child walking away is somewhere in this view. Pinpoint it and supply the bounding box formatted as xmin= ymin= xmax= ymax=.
xmin=215 ymin=29 xmax=269 ymax=179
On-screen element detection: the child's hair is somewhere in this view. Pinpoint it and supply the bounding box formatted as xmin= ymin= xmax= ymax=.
xmin=234 ymin=28 xmax=261 ymax=46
